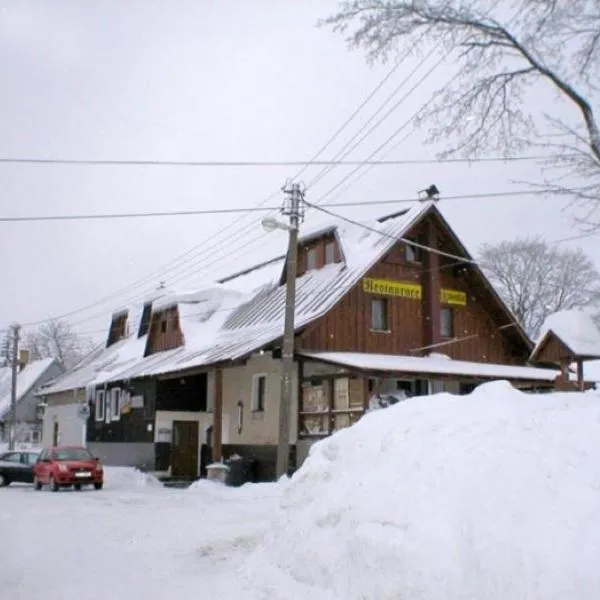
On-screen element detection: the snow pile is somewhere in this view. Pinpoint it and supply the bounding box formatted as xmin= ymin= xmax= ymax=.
xmin=240 ymin=382 xmax=600 ymax=599
xmin=103 ymin=466 xmax=163 ymax=490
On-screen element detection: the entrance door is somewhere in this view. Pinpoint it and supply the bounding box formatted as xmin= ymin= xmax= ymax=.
xmin=171 ymin=421 xmax=199 ymax=479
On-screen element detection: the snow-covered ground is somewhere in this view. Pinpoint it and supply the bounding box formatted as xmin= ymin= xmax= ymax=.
xmin=2 ymin=382 xmax=600 ymax=599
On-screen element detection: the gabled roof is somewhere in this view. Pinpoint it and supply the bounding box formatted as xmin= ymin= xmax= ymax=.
xmin=530 ymin=310 xmax=600 ymax=363
xmin=40 ymin=198 xmax=532 ymax=392
xmin=0 ymin=358 xmax=58 ymax=419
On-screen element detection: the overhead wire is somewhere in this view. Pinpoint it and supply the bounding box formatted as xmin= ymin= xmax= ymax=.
xmin=17 ymin=54 xmax=413 ymax=328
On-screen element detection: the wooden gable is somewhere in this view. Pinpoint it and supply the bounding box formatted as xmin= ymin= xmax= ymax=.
xmin=530 ymin=330 xmax=577 ymax=367
xmin=144 ymin=306 xmax=184 ymax=356
xmin=297 ymin=206 xmax=532 ymax=366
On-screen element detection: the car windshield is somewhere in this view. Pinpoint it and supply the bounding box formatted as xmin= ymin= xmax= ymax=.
xmin=54 ymin=448 xmax=93 ymax=461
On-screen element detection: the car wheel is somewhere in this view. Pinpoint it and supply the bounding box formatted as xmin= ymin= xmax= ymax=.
xmin=33 ymin=476 xmax=42 ymax=491
xmin=94 ymin=482 xmax=103 ymax=490
xmin=49 ymin=476 xmax=60 ymax=492
xmin=74 ymin=483 xmax=82 ymax=491
xmin=0 ymin=473 xmax=9 ymax=487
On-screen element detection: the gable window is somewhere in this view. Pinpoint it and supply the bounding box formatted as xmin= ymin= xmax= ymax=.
xmin=111 ymin=388 xmax=121 ymax=421
xmin=251 ymin=374 xmax=267 ymax=412
xmin=371 ymin=298 xmax=389 ymax=331
xmin=325 ymin=241 xmax=336 ymax=264
xmin=306 ymin=247 xmax=318 ymax=271
xmin=405 ymin=241 xmax=422 ymax=263
xmin=95 ymin=390 xmax=105 ymax=421
xmin=160 ymin=320 xmax=167 ymax=333
xmin=440 ymin=307 xmax=454 ymax=338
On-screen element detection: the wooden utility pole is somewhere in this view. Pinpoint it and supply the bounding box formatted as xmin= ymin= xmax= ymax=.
xmin=9 ymin=323 xmax=21 ymax=450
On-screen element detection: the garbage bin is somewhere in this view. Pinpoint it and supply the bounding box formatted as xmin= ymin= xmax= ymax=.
xmin=225 ymin=454 xmax=255 ymax=487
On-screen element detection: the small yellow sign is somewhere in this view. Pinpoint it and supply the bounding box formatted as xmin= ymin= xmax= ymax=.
xmin=362 ymin=277 xmax=467 ymax=306
xmin=362 ymin=277 xmax=422 ymax=299
xmin=440 ymin=288 xmax=467 ymax=306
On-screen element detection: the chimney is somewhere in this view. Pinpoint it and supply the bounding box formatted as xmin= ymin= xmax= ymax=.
xmin=18 ymin=349 xmax=30 ymax=372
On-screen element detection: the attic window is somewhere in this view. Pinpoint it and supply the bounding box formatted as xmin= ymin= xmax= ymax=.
xmin=306 ymin=247 xmax=318 ymax=271
xmin=160 ymin=320 xmax=167 ymax=334
xmin=138 ymin=302 xmax=152 ymax=338
xmin=405 ymin=241 xmax=422 ymax=263
xmin=325 ymin=241 xmax=335 ymax=264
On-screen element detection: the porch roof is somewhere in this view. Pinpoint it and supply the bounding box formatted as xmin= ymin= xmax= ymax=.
xmin=299 ymin=351 xmax=567 ymax=384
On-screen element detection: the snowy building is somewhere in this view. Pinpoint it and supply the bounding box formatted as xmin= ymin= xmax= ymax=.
xmin=0 ymin=354 xmax=62 ymax=446
xmin=38 ymin=200 xmax=577 ymax=480
xmin=529 ymin=309 xmax=600 ymax=390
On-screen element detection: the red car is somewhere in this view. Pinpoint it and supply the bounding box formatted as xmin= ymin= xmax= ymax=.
xmin=33 ymin=446 xmax=104 ymax=491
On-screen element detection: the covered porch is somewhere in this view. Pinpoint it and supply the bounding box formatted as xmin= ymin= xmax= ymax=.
xmin=296 ymin=351 xmax=563 ymax=443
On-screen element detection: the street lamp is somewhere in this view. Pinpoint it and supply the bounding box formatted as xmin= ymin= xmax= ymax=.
xmin=262 ymin=183 xmax=305 ymax=478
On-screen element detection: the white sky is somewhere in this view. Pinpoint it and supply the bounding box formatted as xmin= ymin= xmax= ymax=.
xmin=0 ymin=0 xmax=598 ymax=341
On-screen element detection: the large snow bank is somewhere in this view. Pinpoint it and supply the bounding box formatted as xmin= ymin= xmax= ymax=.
xmin=240 ymin=382 xmax=600 ymax=599
xmin=103 ymin=466 xmax=163 ymax=490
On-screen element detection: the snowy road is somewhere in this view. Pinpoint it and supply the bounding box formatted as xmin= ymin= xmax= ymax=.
xmin=0 ymin=470 xmax=280 ymax=600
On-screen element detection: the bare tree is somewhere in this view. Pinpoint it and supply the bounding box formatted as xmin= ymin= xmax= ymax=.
xmin=324 ymin=0 xmax=600 ymax=225
xmin=479 ymin=237 xmax=600 ymax=339
xmin=23 ymin=320 xmax=95 ymax=372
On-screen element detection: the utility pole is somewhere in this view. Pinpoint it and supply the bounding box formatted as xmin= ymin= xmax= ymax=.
xmin=274 ymin=182 xmax=305 ymax=478
xmin=9 ymin=323 xmax=20 ymax=451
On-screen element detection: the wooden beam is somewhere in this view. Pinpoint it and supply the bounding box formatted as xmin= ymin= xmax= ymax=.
xmin=422 ymin=220 xmax=441 ymax=350
xmin=212 ymin=368 xmax=223 ymax=462
xmin=577 ymin=359 xmax=585 ymax=392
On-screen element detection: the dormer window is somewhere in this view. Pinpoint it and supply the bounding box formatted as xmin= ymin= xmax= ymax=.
xmin=325 ymin=241 xmax=335 ymax=264
xmin=306 ymin=247 xmax=318 ymax=271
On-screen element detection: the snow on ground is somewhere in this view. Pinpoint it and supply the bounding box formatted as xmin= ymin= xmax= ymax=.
xmin=2 ymin=383 xmax=600 ymax=599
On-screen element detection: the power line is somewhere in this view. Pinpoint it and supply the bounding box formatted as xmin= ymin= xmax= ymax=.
xmin=17 ymin=57 xmax=413 ymax=327
xmin=0 ymin=155 xmax=562 ymax=168
xmin=0 ymin=190 xmax=555 ymax=223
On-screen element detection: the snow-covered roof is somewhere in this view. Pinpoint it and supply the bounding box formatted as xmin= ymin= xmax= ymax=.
xmin=41 ymin=199 xmax=533 ymax=392
xmin=0 ymin=358 xmax=58 ymax=419
xmin=300 ymin=351 xmax=568 ymax=384
xmin=531 ymin=310 xmax=600 ymax=361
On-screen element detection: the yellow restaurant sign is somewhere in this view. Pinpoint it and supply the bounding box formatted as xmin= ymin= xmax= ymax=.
xmin=362 ymin=278 xmax=467 ymax=306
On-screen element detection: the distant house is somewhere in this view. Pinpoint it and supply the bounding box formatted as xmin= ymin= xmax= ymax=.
xmin=38 ymin=199 xmax=576 ymax=480
xmin=0 ymin=353 xmax=62 ymax=446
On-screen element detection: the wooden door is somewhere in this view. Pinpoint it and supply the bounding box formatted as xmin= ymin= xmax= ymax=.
xmin=171 ymin=421 xmax=199 ymax=479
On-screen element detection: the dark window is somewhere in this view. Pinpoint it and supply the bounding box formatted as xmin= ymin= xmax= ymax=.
xmin=25 ymin=452 xmax=39 ymax=465
xmin=325 ymin=242 xmax=336 ymax=264
xmin=160 ymin=320 xmax=167 ymax=333
xmin=252 ymin=374 xmax=266 ymax=411
xmin=54 ymin=448 xmax=93 ymax=461
xmin=405 ymin=241 xmax=422 ymax=263
xmin=138 ymin=302 xmax=152 ymax=337
xmin=371 ymin=298 xmax=389 ymax=331
xmin=441 ymin=307 xmax=454 ymax=338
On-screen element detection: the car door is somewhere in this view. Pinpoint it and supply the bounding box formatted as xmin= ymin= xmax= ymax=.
xmin=21 ymin=452 xmax=39 ymax=483
xmin=0 ymin=452 xmax=23 ymax=481
xmin=35 ymin=449 xmax=50 ymax=482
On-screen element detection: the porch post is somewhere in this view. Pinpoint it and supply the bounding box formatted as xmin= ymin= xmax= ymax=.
xmin=577 ymin=359 xmax=585 ymax=392
xmin=212 ymin=368 xmax=223 ymax=462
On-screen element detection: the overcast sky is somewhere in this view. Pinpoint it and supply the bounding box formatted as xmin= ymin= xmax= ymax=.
xmin=0 ymin=0 xmax=597 ymax=341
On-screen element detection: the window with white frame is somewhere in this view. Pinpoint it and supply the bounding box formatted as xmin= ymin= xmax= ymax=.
xmin=95 ymin=390 xmax=105 ymax=421
xmin=251 ymin=374 xmax=267 ymax=412
xmin=325 ymin=241 xmax=336 ymax=264
xmin=111 ymin=388 xmax=121 ymax=421
xmin=104 ymin=391 xmax=111 ymax=424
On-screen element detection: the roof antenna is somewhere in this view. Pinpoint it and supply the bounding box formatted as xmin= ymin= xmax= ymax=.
xmin=418 ymin=184 xmax=440 ymax=202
